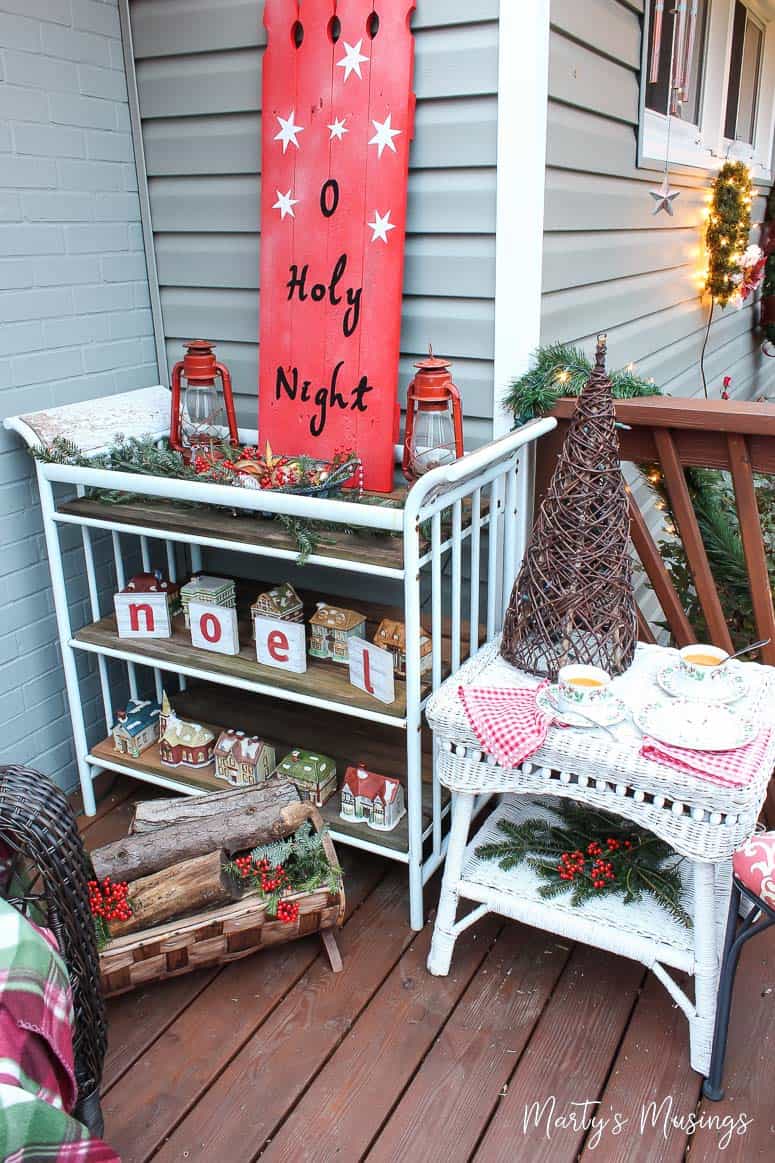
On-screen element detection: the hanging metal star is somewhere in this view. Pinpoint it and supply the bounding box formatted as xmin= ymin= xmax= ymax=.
xmin=649 ymin=175 xmax=680 ymax=216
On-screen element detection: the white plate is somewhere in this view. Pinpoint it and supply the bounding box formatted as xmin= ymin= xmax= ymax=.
xmin=656 ymin=662 xmax=748 ymax=704
xmin=537 ymin=685 xmax=628 ymax=729
xmin=634 ymin=699 xmax=756 ymax=751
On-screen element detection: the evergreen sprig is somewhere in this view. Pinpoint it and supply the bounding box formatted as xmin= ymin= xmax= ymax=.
xmin=504 ymin=342 xmax=660 ymax=423
xmin=763 ymin=184 xmax=775 ymax=347
xmin=705 ymin=161 xmax=753 ymax=306
xmin=224 ymin=821 xmax=341 ymax=919
xmin=476 ymin=801 xmax=692 ymax=928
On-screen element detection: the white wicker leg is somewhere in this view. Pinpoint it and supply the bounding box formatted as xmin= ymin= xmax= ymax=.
xmin=690 ymin=861 xmax=721 ymax=1075
xmin=427 ymin=791 xmax=475 ymax=976
xmin=714 ymin=859 xmax=734 ymax=955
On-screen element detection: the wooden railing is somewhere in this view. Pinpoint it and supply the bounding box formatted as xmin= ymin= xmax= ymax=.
xmin=533 ymin=396 xmax=775 ymax=666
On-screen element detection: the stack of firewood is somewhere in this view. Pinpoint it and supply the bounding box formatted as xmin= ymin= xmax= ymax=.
xmin=91 ymin=780 xmax=316 ymax=939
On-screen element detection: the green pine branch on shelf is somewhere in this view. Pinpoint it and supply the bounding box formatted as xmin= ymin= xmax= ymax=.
xmin=476 ymin=802 xmax=692 ymax=928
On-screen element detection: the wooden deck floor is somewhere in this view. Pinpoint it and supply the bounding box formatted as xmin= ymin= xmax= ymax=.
xmin=82 ymin=779 xmax=775 ymax=1162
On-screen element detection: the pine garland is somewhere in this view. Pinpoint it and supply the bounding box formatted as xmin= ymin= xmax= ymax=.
xmin=763 ymin=184 xmax=775 ymax=348
xmin=705 ymin=162 xmax=753 ymax=307
xmin=504 ymin=342 xmax=660 ymax=423
xmin=476 ymin=802 xmax=692 ymax=928
xmin=30 ymin=435 xmax=397 ymax=565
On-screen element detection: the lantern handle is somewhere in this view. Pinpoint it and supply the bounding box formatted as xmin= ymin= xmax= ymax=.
xmin=215 ymin=360 xmax=240 ymax=448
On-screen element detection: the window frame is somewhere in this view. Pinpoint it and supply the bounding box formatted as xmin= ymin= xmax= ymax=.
xmin=638 ymin=0 xmax=775 ymax=181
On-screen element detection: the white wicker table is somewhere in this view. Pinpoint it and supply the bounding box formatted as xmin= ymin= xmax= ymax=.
xmin=425 ymin=638 xmax=775 ymax=1075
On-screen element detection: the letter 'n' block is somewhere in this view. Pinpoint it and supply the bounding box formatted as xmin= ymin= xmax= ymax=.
xmin=114 ymin=591 xmax=171 ymax=638
xmin=189 ymin=600 xmax=240 ymax=655
xmin=254 ymin=615 xmax=306 ymax=673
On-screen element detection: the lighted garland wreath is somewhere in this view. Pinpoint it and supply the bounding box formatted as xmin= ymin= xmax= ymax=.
xmin=704 ymin=161 xmax=753 ymax=306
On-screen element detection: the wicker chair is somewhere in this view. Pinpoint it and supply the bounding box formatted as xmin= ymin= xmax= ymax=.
xmin=0 ymin=764 xmax=107 ymax=1137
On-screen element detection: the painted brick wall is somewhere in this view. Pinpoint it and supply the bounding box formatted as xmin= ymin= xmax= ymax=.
xmin=0 ymin=0 xmax=158 ymax=790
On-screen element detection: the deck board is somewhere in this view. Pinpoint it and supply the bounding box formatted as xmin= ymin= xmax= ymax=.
xmin=82 ymin=784 xmax=775 ymax=1163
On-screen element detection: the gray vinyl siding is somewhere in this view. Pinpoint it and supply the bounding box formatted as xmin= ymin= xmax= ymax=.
xmin=127 ymin=0 xmax=499 ymax=449
xmin=543 ymin=0 xmax=775 ymax=402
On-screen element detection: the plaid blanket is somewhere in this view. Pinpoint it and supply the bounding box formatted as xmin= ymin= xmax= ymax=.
xmin=0 ymin=899 xmax=119 ymax=1162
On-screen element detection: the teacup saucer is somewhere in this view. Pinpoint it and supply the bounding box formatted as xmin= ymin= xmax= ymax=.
xmin=537 ymin=685 xmax=628 ymax=729
xmin=656 ymin=662 xmax=748 ymax=704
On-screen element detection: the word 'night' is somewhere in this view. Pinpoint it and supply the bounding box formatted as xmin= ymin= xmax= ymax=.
xmin=275 ymin=360 xmax=374 ymax=437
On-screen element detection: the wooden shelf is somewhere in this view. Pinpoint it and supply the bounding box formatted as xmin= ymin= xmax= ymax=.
xmin=58 ymin=495 xmax=408 ymax=572
xmin=73 ymin=610 xmax=421 ymax=726
xmin=88 ymin=686 xmax=447 ymax=858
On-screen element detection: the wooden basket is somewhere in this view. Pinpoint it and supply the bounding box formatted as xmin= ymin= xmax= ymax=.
xmin=98 ymin=813 xmax=344 ymax=998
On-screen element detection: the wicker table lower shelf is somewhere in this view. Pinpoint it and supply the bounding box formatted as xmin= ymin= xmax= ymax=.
xmin=452 ymin=796 xmax=695 ymax=973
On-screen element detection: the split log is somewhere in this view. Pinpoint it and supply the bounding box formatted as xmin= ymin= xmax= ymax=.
xmin=131 ymin=783 xmax=291 ymax=834
xmin=107 ymin=850 xmax=231 ymax=938
xmin=92 ymin=779 xmax=306 ymax=882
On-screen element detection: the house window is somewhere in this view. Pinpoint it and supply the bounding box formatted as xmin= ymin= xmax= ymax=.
xmin=639 ymin=0 xmax=775 ymax=178
xmin=645 ymin=0 xmax=709 ymax=125
xmin=724 ymin=3 xmax=764 ymax=143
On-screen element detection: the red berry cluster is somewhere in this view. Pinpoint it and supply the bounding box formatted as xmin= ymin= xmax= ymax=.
xmin=557 ymin=850 xmax=585 ymax=881
xmin=590 ymin=858 xmax=616 ymax=889
xmin=234 ymin=854 xmax=254 ymax=879
xmin=88 ymin=876 xmax=132 ymax=924
xmin=276 ymin=899 xmax=300 ymax=924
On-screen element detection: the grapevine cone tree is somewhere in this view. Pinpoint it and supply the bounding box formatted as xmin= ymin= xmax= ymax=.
xmin=501 ymin=335 xmax=638 ymax=679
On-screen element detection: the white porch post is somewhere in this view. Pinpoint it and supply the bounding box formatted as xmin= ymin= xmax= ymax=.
xmin=492 ymin=0 xmax=551 ymax=564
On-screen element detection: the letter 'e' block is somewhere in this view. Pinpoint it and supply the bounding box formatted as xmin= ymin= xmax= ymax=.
xmin=114 ymin=591 xmax=171 ymax=638
xmin=347 ymin=637 xmax=395 ymax=704
xmin=189 ymin=600 xmax=240 ymax=655
xmin=254 ymin=615 xmax=306 ymax=673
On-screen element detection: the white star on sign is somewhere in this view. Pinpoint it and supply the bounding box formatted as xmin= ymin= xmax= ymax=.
xmin=274 ymin=110 xmax=304 ymax=153
xmin=328 ymin=117 xmax=348 ymax=141
xmin=368 ymin=209 xmax=395 ymax=244
xmin=649 ymin=175 xmax=680 ymax=216
xmin=336 ymin=39 xmax=368 ymax=82
xmin=272 ymin=188 xmax=298 ymax=220
xmin=368 ymin=114 xmax=401 ymax=158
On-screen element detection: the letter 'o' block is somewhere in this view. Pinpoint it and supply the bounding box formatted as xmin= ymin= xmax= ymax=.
xmin=254 ymin=615 xmax=306 ymax=673
xmin=189 ymin=601 xmax=240 ymax=655
xmin=114 ymin=591 xmax=171 ymax=638
xmin=347 ymin=637 xmax=395 ymax=704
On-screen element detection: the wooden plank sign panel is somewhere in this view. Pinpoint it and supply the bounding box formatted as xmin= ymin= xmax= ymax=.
xmin=259 ymin=0 xmax=416 ymax=493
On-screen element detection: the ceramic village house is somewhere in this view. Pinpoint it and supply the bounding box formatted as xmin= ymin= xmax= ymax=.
xmin=111 ymin=698 xmax=161 ymax=759
xmin=276 ymin=749 xmax=337 ymax=807
xmin=308 ymin=603 xmax=366 ymax=664
xmin=340 ymin=765 xmax=406 ymax=832
xmin=213 ymin=729 xmax=276 ymax=786
xmin=158 ymin=693 xmax=216 ymax=769
xmin=179 ymin=574 xmax=237 ymax=629
xmin=122 ymin=571 xmax=181 ymax=615
xmin=250 ymin=582 xmax=304 ymax=627
xmin=373 ymin=618 xmax=432 ymax=680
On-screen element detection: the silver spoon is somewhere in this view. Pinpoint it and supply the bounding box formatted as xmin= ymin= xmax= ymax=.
xmin=716 ymin=638 xmax=771 ymax=667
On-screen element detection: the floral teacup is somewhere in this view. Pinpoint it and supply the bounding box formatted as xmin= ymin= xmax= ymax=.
xmin=678 ymin=643 xmax=728 ymax=683
xmin=556 ymin=664 xmax=611 ymax=713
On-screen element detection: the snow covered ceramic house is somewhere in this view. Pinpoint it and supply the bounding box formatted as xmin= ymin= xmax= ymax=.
xmin=373 ymin=619 xmax=432 ymax=680
xmin=250 ymin=582 xmax=303 ymax=624
xmin=340 ymin=765 xmax=406 ymax=832
xmin=158 ymin=693 xmax=216 ymax=769
xmin=213 ymin=729 xmax=276 ymax=786
xmin=179 ymin=574 xmax=237 ymax=628
xmin=112 ymin=698 xmax=161 ymax=758
xmin=275 ymin=749 xmax=337 ymax=807
xmin=122 ymin=570 xmax=182 ymax=615
xmin=308 ymin=603 xmax=366 ymax=664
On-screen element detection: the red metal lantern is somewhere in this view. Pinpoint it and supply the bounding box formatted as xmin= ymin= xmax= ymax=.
xmin=169 ymin=340 xmax=239 ymax=461
xmin=402 ymin=347 xmax=464 ymax=481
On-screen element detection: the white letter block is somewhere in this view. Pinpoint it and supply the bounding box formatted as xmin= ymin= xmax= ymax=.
xmin=189 ymin=601 xmax=240 ymax=655
xmin=114 ymin=591 xmax=171 ymax=638
xmin=254 ymin=615 xmax=306 ymax=673
xmin=348 ymin=637 xmax=395 ymax=704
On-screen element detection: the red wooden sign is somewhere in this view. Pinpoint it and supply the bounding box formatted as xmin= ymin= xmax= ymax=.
xmin=259 ymin=0 xmax=416 ymax=493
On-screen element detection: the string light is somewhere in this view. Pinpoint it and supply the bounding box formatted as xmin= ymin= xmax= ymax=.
xmin=555 ymin=369 xmax=571 ymax=384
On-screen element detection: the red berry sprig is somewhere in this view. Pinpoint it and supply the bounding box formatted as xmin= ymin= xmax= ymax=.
xmin=590 ymin=858 xmax=616 ymax=890
xmin=276 ymin=899 xmax=300 ymax=925
xmin=88 ymin=876 xmax=132 ymax=924
xmin=557 ymin=849 xmax=585 ymax=881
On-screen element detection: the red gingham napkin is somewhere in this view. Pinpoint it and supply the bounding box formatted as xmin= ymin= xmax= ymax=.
xmin=640 ymin=728 xmax=773 ymax=788
xmin=458 ymin=683 xmax=552 ymax=767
